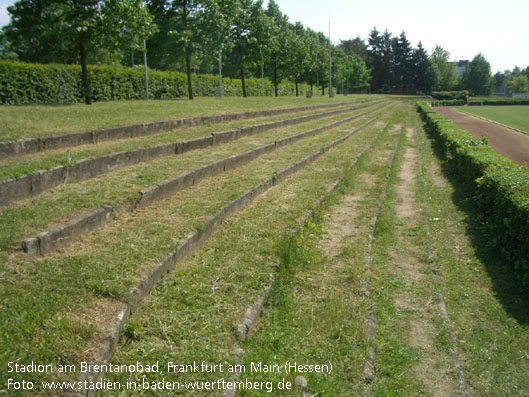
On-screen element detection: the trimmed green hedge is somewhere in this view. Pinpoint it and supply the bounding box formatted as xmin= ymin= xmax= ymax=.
xmin=432 ymin=90 xmax=469 ymax=101
xmin=468 ymin=98 xmax=529 ymax=106
xmin=417 ymin=101 xmax=529 ymax=288
xmin=427 ymin=99 xmax=466 ymax=107
xmin=0 ymin=60 xmax=309 ymax=104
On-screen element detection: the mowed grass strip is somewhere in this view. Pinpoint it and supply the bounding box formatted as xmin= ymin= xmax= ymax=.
xmin=0 ymin=108 xmax=395 ymax=393
xmin=359 ymin=111 xmax=423 ymax=395
xmin=459 ymin=105 xmax=529 ymax=133
xmin=0 ymin=103 xmax=374 ymax=180
xmin=419 ymin=114 xmax=529 ymax=395
xmin=365 ymin=109 xmax=466 ymax=396
xmin=97 ymin=107 xmax=399 ymax=396
xmin=237 ymin=116 xmax=405 ymax=396
xmin=0 ymin=96 xmax=376 ymax=141
xmin=0 ymin=106 xmax=388 ymax=254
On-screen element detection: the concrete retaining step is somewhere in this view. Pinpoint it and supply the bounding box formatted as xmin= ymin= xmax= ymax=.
xmin=1 ymin=103 xmax=380 ymax=207
xmin=21 ymin=109 xmax=384 ymax=256
xmin=1 ymin=101 xmax=367 ymax=159
xmin=71 ymin=115 xmax=380 ymax=397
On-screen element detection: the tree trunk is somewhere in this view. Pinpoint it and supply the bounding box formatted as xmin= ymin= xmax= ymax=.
xmin=237 ymin=44 xmax=247 ymax=98
xmin=240 ymin=67 xmax=247 ymax=98
xmin=321 ymin=83 xmax=324 ymax=96
xmin=186 ymin=48 xmax=194 ymax=100
xmin=295 ymin=77 xmax=298 ymax=97
xmin=273 ymin=65 xmax=278 ymax=97
xmin=79 ymin=40 xmax=92 ymax=105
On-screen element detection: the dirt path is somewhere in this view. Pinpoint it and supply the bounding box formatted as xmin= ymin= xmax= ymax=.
xmin=392 ymin=127 xmax=462 ymax=395
xmin=434 ymin=107 xmax=529 ymax=165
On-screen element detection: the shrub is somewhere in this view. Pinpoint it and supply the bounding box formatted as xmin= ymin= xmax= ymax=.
xmin=417 ymin=101 xmax=529 ymax=288
xmin=0 ymin=60 xmax=309 ymax=104
xmin=431 ymin=90 xmax=469 ymax=101
xmin=467 ymin=98 xmax=529 ymax=106
xmin=427 ymin=99 xmax=466 ymax=106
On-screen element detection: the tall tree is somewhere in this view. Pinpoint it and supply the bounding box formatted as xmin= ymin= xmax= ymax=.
xmin=3 ymin=0 xmax=155 ymax=104
xmin=339 ymin=37 xmax=368 ymax=63
xmin=227 ymin=0 xmax=263 ymax=97
xmin=508 ymin=75 xmax=529 ymax=94
xmin=493 ymin=71 xmax=507 ymax=95
xmin=265 ymin=0 xmax=291 ymax=96
xmin=198 ymin=0 xmax=236 ymax=94
xmin=367 ymin=28 xmax=393 ymax=92
xmin=349 ymin=53 xmax=370 ymax=92
xmin=461 ymin=53 xmax=493 ymax=95
xmin=367 ymin=28 xmax=382 ymax=92
xmin=430 ymin=45 xmax=457 ymax=91
xmin=147 ymin=0 xmax=205 ymax=100
xmin=391 ymin=31 xmax=413 ymax=93
xmin=412 ymin=42 xmax=435 ymax=94
xmin=302 ymin=28 xmax=326 ymax=94
xmin=285 ymin=22 xmax=308 ymax=96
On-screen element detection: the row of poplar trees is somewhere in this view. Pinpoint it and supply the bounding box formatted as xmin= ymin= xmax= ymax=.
xmin=0 ymin=0 xmax=371 ymax=102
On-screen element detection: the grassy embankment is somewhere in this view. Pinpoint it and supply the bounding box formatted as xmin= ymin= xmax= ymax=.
xmin=0 ymin=97 xmax=390 ymax=393
xmin=0 ymin=96 xmax=376 ymax=141
xmin=2 ymin=99 xmax=528 ymax=396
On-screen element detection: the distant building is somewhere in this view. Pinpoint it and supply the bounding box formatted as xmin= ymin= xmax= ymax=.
xmin=451 ymin=60 xmax=470 ymax=77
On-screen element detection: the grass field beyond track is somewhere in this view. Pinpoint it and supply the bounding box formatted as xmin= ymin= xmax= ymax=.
xmin=460 ymin=105 xmax=529 ymax=133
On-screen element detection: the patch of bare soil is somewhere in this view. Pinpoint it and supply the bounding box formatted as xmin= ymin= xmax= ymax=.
xmin=396 ymin=143 xmax=418 ymax=219
xmin=319 ymin=194 xmax=362 ymax=259
xmin=358 ymin=173 xmax=376 ymax=189
xmin=69 ymin=297 xmax=124 ymax=362
xmin=392 ymin=127 xmax=460 ymax=396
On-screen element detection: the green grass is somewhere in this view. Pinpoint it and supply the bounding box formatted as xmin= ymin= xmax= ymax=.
xmin=420 ymin=119 xmax=529 ymax=395
xmin=459 ymin=105 xmax=529 ymax=133
xmin=0 ymin=108 xmax=384 ymax=252
xmin=98 ymin=113 xmax=395 ymax=396
xmin=0 ymin=104 xmax=366 ymax=180
xmin=0 ymin=107 xmax=394 ymax=394
xmin=6 ymin=99 xmax=529 ymax=396
xmin=0 ymin=96 xmax=376 ymax=141
xmin=239 ymin=121 xmax=399 ymax=396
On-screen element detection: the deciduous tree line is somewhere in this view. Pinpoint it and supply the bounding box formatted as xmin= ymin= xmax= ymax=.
xmin=2 ymin=1 xmax=523 ymax=102
xmin=0 ymin=0 xmax=371 ymax=103
xmin=493 ymin=67 xmax=529 ymax=96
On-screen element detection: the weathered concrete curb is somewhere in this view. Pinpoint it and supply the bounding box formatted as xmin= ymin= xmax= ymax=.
xmin=22 ymin=205 xmax=113 ymax=256
xmin=0 ymin=101 xmax=367 ymax=159
xmin=137 ymin=109 xmax=379 ymax=208
xmin=237 ymin=275 xmax=276 ymax=341
xmin=223 ymin=121 xmax=389 ymax=397
xmin=361 ymin=126 xmax=402 ymax=396
xmin=71 ymin=115 xmax=380 ymax=397
xmin=22 ymin=108 xmax=383 ymax=256
xmin=1 ymin=102 xmax=380 ymax=207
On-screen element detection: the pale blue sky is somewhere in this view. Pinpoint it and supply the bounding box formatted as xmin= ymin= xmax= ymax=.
xmin=2 ymin=0 xmax=528 ymax=73
xmin=268 ymin=0 xmax=528 ymax=73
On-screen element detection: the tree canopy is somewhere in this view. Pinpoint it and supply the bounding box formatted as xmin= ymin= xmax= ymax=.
xmin=4 ymin=1 xmax=519 ymax=101
xmin=366 ymin=28 xmax=435 ymax=94
xmin=461 ymin=53 xmax=493 ymax=96
xmin=3 ymin=0 xmax=156 ymax=104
